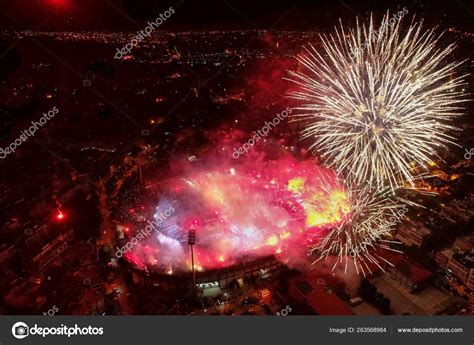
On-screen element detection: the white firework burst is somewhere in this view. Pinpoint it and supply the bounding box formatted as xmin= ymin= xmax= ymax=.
xmin=286 ymin=12 xmax=468 ymax=191
xmin=310 ymin=183 xmax=407 ymax=276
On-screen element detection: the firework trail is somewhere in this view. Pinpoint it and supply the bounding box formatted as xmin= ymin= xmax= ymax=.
xmin=286 ymin=12 xmax=468 ymax=191
xmin=309 ymin=181 xmax=408 ymax=276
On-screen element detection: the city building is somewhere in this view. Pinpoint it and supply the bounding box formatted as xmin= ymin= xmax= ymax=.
xmin=387 ymin=255 xmax=433 ymax=292
xmin=288 ymin=276 xmax=353 ymax=315
xmin=396 ymin=222 xmax=433 ymax=248
xmin=435 ymin=236 xmax=473 ymax=290
xmin=435 ymin=249 xmax=453 ymax=268
xmin=0 ymin=245 xmax=20 ymax=274
xmin=31 ymin=229 xmax=74 ymax=273
xmin=454 ymin=235 xmax=474 ymax=252
xmin=446 ymin=252 xmax=474 ymax=290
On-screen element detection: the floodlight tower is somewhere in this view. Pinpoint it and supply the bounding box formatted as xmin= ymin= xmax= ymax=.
xmin=188 ymin=229 xmax=196 ymax=288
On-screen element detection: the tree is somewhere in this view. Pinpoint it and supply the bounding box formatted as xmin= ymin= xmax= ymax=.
xmin=359 ymin=278 xmax=377 ymax=301
xmin=381 ymin=297 xmax=391 ymax=312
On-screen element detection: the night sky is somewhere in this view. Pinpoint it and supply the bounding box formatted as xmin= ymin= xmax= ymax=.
xmin=0 ymin=0 xmax=473 ymax=31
